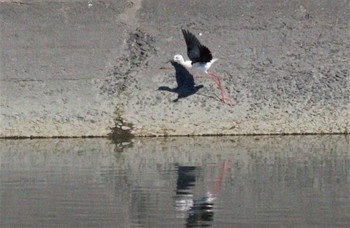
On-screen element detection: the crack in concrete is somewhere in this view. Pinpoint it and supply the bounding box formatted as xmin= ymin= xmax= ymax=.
xmin=100 ymin=29 xmax=155 ymax=96
xmin=107 ymin=29 xmax=156 ymax=137
xmin=99 ymin=0 xmax=159 ymax=138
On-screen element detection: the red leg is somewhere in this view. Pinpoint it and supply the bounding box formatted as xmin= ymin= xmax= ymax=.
xmin=207 ymin=72 xmax=235 ymax=105
xmin=207 ymin=73 xmax=224 ymax=100
xmin=209 ymin=159 xmax=235 ymax=196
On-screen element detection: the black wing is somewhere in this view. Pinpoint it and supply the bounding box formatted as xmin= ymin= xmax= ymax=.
xmin=182 ymin=29 xmax=213 ymax=64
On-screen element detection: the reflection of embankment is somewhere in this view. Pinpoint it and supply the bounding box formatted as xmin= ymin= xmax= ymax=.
xmin=114 ymin=135 xmax=349 ymax=226
xmin=120 ymin=135 xmax=349 ymax=169
xmin=117 ymin=135 xmax=349 ymax=195
xmin=1 ymin=135 xmax=349 ymax=226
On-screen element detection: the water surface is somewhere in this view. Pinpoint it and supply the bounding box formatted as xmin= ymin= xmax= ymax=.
xmin=1 ymin=135 xmax=349 ymax=227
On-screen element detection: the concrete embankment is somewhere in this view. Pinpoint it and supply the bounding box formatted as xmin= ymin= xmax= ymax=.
xmin=0 ymin=0 xmax=349 ymax=137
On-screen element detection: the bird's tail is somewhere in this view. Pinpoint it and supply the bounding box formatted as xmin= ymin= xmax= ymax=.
xmin=207 ymin=58 xmax=218 ymax=69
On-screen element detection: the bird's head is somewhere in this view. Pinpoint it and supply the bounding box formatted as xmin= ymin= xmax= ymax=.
xmin=173 ymin=54 xmax=184 ymax=63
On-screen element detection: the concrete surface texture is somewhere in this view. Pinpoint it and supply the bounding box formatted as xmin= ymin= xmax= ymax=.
xmin=0 ymin=0 xmax=349 ymax=137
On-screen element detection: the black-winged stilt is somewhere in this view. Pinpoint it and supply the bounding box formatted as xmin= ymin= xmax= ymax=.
xmin=173 ymin=29 xmax=234 ymax=105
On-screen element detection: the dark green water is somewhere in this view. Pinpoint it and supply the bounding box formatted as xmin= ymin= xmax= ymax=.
xmin=1 ymin=135 xmax=349 ymax=227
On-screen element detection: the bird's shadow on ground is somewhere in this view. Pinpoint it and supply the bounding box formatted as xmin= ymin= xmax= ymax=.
xmin=158 ymin=61 xmax=204 ymax=102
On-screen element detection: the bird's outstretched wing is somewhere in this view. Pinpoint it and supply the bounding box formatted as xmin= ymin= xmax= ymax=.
xmin=182 ymin=29 xmax=213 ymax=64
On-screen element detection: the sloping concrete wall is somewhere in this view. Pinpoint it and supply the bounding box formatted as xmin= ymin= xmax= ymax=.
xmin=1 ymin=0 xmax=349 ymax=137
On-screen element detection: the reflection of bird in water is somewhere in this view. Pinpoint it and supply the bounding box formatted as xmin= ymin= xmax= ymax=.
xmin=185 ymin=192 xmax=215 ymax=227
xmin=173 ymin=29 xmax=234 ymax=105
xmin=176 ymin=192 xmax=215 ymax=213
xmin=174 ymin=161 xmax=234 ymax=227
xmin=194 ymin=192 xmax=216 ymax=206
xmin=174 ymin=166 xmax=215 ymax=226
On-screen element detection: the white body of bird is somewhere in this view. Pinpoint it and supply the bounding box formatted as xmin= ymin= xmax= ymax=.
xmin=173 ymin=54 xmax=218 ymax=74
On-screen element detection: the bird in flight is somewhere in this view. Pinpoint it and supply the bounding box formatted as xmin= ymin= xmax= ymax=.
xmin=173 ymin=29 xmax=234 ymax=105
